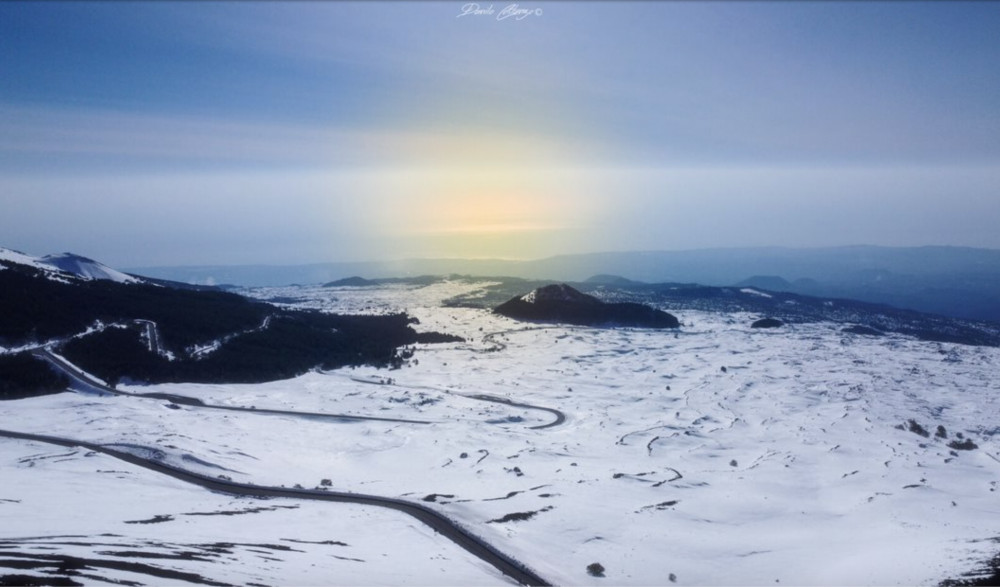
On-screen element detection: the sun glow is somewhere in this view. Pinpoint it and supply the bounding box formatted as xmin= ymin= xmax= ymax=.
xmin=339 ymin=163 xmax=599 ymax=260
xmin=342 ymin=123 xmax=604 ymax=258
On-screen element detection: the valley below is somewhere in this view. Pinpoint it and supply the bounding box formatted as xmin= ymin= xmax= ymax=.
xmin=3 ymin=279 xmax=1000 ymax=586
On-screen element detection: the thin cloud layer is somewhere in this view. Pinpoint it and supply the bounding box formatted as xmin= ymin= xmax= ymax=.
xmin=1 ymin=1 xmax=998 ymax=265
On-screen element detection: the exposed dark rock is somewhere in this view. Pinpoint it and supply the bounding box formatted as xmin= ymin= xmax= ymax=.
xmin=494 ymin=284 xmax=679 ymax=328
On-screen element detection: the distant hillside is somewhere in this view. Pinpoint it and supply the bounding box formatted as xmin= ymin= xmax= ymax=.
xmin=494 ymin=284 xmax=679 ymax=328
xmin=584 ymin=274 xmax=644 ymax=286
xmin=128 ymin=246 xmax=1000 ymax=323
xmin=0 ymin=248 xmax=462 ymax=389
xmin=325 ymin=276 xmax=375 ymax=287
xmin=736 ymin=275 xmax=793 ymax=291
xmin=323 ymin=275 xmax=443 ymax=288
xmin=443 ymin=277 xmax=1000 ymax=347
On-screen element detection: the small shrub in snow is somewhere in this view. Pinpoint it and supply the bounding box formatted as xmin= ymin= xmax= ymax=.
xmin=948 ymin=439 xmax=978 ymax=451
xmin=907 ymin=419 xmax=930 ymax=438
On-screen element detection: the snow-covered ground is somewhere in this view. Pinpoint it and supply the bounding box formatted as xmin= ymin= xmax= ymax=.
xmin=3 ymin=279 xmax=1000 ymax=585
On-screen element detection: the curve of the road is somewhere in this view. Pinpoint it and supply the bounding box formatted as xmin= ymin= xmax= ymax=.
xmin=349 ymin=376 xmax=567 ymax=430
xmin=33 ymin=348 xmax=434 ymax=426
xmin=35 ymin=327 xmax=567 ymax=430
xmin=464 ymin=393 xmax=566 ymax=430
xmin=0 ymin=428 xmax=552 ymax=587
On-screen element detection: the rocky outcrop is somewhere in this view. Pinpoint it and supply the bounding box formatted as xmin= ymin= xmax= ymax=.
xmin=494 ymin=284 xmax=679 ymax=328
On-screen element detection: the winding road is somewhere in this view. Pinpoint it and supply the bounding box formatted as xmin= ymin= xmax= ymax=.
xmin=32 ymin=348 xmax=434 ymax=425
xmin=33 ymin=324 xmax=568 ymax=430
xmin=0 ymin=428 xmax=551 ymax=587
xmin=14 ymin=331 xmax=567 ymax=585
xmin=349 ymin=375 xmax=567 ymax=430
xmin=464 ymin=393 xmax=566 ymax=430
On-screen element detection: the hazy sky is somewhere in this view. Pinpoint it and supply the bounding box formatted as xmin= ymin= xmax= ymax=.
xmin=2 ymin=1 xmax=999 ymax=267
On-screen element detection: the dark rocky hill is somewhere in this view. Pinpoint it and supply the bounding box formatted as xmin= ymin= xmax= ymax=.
xmin=0 ymin=250 xmax=461 ymax=391
xmin=494 ymin=284 xmax=679 ymax=328
xmin=445 ymin=277 xmax=1000 ymax=347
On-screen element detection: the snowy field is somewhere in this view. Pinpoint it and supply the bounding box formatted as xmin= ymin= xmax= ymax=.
xmin=3 ymin=280 xmax=1000 ymax=586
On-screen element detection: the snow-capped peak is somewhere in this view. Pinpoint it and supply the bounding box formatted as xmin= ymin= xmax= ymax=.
xmin=0 ymin=247 xmax=142 ymax=284
xmin=0 ymin=247 xmax=54 ymax=272
xmin=39 ymin=252 xmax=141 ymax=284
xmin=0 ymin=247 xmax=76 ymax=284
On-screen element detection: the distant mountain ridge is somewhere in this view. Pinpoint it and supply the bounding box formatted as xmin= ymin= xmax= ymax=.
xmin=127 ymin=245 xmax=1000 ymax=324
xmin=735 ymin=275 xmax=793 ymax=291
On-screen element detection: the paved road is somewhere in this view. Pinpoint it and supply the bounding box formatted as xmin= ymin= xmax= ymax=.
xmin=0 ymin=428 xmax=551 ymax=587
xmin=37 ymin=336 xmax=565 ymax=430
xmin=351 ymin=376 xmax=567 ymax=430
xmin=34 ymin=348 xmax=434 ymax=425
xmin=31 ymin=348 xmax=117 ymax=396
xmin=464 ymin=393 xmax=566 ymax=430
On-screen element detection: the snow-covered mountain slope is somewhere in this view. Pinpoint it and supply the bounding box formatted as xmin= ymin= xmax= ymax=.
xmin=0 ymin=247 xmax=142 ymax=284
xmin=40 ymin=252 xmax=142 ymax=284
xmin=0 ymin=247 xmax=50 ymax=271
xmin=2 ymin=279 xmax=999 ymax=586
xmin=0 ymin=247 xmax=75 ymax=283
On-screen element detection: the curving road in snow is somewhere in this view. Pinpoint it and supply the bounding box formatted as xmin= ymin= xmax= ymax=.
xmin=464 ymin=393 xmax=566 ymax=430
xmin=33 ymin=348 xmax=435 ymax=425
xmin=0 ymin=428 xmax=552 ymax=587
xmin=349 ymin=374 xmax=567 ymax=430
xmin=37 ymin=346 xmax=568 ymax=428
